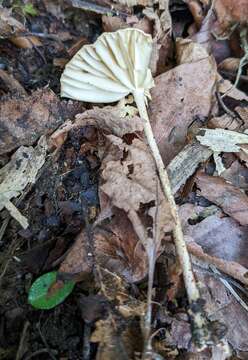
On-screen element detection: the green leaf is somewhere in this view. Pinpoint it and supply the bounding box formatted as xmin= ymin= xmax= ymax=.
xmin=22 ymin=3 xmax=38 ymax=16
xmin=28 ymin=271 xmax=75 ymax=309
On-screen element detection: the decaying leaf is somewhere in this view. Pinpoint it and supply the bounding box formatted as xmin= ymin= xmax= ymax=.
xmin=91 ymin=314 xmax=142 ymax=360
xmin=0 ymin=89 xmax=83 ymax=155
xmin=101 ymin=136 xmax=174 ymax=244
xmin=75 ymin=108 xmax=142 ymax=138
xmin=195 ymin=269 xmax=248 ymax=352
xmin=149 ymin=40 xmax=217 ymax=165
xmin=59 ymin=231 xmax=93 ymax=278
xmin=214 ymin=0 xmax=248 ymax=34
xmin=0 ymin=137 xmax=47 ymax=228
xmin=196 ymin=128 xmax=248 ymax=153
xmin=94 ymin=208 xmax=148 ymax=282
xmin=195 ymin=172 xmax=248 ymax=226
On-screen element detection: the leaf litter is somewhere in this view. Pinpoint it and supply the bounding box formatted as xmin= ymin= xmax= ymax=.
xmin=1 ymin=0 xmax=248 ymax=359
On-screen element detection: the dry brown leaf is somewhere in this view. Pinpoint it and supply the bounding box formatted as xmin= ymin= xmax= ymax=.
xmin=59 ymin=231 xmax=93 ymax=277
xmin=194 ymin=269 xmax=248 ymax=353
xmin=208 ymin=114 xmax=240 ymax=131
xmin=195 ymin=172 xmax=248 ymax=225
xmin=91 ymin=314 xmax=142 ymax=360
xmin=214 ymin=0 xmax=248 ymax=34
xmin=235 ymin=106 xmax=248 ymax=127
xmin=181 ymin=205 xmax=248 ymax=283
xmin=75 ymin=108 xmax=143 ymax=138
xmin=218 ymin=77 xmax=248 ymax=101
xmin=0 ymin=89 xmax=83 ymax=155
xmin=176 ymin=38 xmax=209 ymax=64
xmin=149 ymin=47 xmax=216 ymax=165
xmin=218 ymin=57 xmax=240 ymax=72
xmin=101 ymin=136 xmax=173 ymax=242
xmin=9 ymin=35 xmax=42 ymax=49
xmin=94 ymin=208 xmax=148 ymax=282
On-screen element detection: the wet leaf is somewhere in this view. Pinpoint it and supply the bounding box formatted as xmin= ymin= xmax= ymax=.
xmin=28 ymin=271 xmax=75 ymax=309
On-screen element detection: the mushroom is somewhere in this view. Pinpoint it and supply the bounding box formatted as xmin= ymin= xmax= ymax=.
xmin=61 ymin=28 xmax=209 ymax=348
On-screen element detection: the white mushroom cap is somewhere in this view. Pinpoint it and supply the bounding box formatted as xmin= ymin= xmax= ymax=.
xmin=61 ymin=28 xmax=154 ymax=103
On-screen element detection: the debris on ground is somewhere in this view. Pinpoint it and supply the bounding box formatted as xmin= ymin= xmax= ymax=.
xmin=1 ymin=0 xmax=248 ymax=359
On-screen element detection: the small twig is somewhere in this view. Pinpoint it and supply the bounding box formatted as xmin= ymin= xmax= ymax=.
xmin=37 ymin=321 xmax=57 ymax=360
xmin=24 ymin=348 xmax=57 ymax=360
xmin=234 ymin=27 xmax=248 ymax=88
xmin=134 ymin=90 xmax=210 ymax=349
xmin=209 ymin=265 xmax=248 ymax=312
xmin=216 ymin=90 xmax=236 ymax=118
xmin=143 ymin=180 xmax=160 ymax=358
xmin=16 ymin=321 xmax=30 ymax=360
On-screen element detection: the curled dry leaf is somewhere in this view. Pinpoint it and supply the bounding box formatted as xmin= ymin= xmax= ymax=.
xmin=195 ymin=172 xmax=248 ymax=226
xmin=0 ymin=137 xmax=47 ymax=228
xmin=0 ymin=89 xmax=83 ymax=155
xmin=149 ymin=40 xmax=216 ymax=165
xmin=75 ymin=108 xmax=143 ymax=138
xmin=101 ymin=136 xmax=174 ymax=244
xmin=94 ymin=208 xmax=148 ymax=283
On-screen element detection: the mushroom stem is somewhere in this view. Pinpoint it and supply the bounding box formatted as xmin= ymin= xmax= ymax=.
xmin=133 ymin=90 xmax=208 ymax=346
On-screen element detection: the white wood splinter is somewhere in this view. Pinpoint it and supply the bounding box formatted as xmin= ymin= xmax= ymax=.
xmin=60 ymin=28 xmax=209 ymax=348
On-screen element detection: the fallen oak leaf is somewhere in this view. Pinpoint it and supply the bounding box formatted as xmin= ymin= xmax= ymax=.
xmin=195 ymin=172 xmax=248 ymax=226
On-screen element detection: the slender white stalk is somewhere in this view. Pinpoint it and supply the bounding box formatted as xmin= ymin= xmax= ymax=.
xmin=133 ymin=90 xmax=207 ymax=337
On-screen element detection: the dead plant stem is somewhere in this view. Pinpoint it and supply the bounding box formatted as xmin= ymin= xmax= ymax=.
xmin=133 ymin=90 xmax=208 ymax=347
